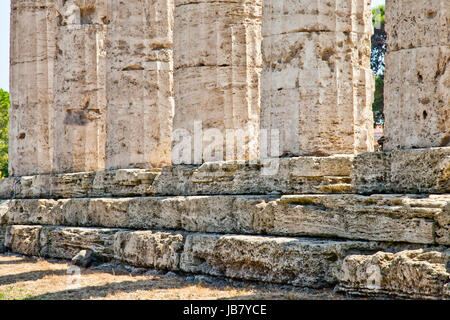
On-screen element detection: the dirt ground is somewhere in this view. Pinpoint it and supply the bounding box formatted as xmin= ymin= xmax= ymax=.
xmin=0 ymin=253 xmax=348 ymax=300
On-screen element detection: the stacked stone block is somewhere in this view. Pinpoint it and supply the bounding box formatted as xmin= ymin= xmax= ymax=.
xmin=4 ymin=0 xmax=450 ymax=300
xmin=261 ymin=0 xmax=375 ymax=157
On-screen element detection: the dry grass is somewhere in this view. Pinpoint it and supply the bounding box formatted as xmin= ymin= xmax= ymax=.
xmin=0 ymin=254 xmax=344 ymax=300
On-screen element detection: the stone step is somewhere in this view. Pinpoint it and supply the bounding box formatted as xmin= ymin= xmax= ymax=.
xmin=336 ymin=249 xmax=450 ymax=299
xmin=353 ymin=147 xmax=450 ymax=194
xmin=2 ymin=148 xmax=448 ymax=200
xmin=0 ymin=156 xmax=354 ymax=199
xmin=2 ymin=194 xmax=449 ymax=245
xmin=4 ymin=225 xmax=447 ymax=298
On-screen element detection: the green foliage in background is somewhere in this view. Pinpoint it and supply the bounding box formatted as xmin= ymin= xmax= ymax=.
xmin=373 ymin=76 xmax=384 ymax=125
xmin=371 ymin=5 xmax=386 ymax=125
xmin=0 ymin=89 xmax=9 ymax=178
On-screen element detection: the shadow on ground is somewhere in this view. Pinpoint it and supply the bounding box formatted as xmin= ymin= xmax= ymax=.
xmin=27 ymin=277 xmax=193 ymax=300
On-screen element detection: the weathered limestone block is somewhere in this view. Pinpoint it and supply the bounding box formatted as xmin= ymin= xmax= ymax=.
xmin=5 ymin=225 xmax=41 ymax=256
xmin=436 ymin=202 xmax=450 ymax=245
xmin=353 ymin=147 xmax=450 ymax=194
xmin=173 ymin=0 xmax=261 ymax=164
xmin=261 ymin=30 xmax=374 ymax=156
xmin=39 ymin=226 xmax=118 ymax=260
xmin=262 ymin=0 xmax=372 ymax=36
xmin=386 ymin=0 xmax=449 ymax=51
xmin=53 ymin=22 xmax=107 ymax=173
xmin=261 ymin=195 xmax=446 ymax=245
xmin=114 ymin=230 xmax=184 ymax=270
xmin=9 ymin=0 xmax=57 ymax=176
xmin=180 ymin=234 xmax=389 ymax=287
xmin=60 ymin=0 xmax=108 ymax=26
xmin=0 ymin=226 xmax=6 ymax=248
xmin=105 ymin=0 xmax=174 ymax=169
xmin=337 ymin=249 xmax=450 ymax=299
xmin=0 ymin=155 xmax=355 ymax=198
xmin=3 ymin=194 xmax=448 ymax=245
xmin=384 ymin=47 xmax=450 ymax=150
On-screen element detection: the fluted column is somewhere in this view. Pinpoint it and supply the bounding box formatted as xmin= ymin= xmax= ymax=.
xmin=9 ymin=0 xmax=57 ymax=176
xmin=261 ymin=0 xmax=375 ymax=157
xmin=172 ymin=0 xmax=262 ymax=164
xmin=105 ymin=0 xmax=174 ymax=169
xmin=53 ymin=0 xmax=108 ymax=173
xmin=384 ymin=0 xmax=449 ymax=150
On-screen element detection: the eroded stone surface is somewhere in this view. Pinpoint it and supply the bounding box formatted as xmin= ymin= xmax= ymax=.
xmin=3 ymin=194 xmax=448 ymax=244
xmin=5 ymin=225 xmax=41 ymax=256
xmin=173 ymin=0 xmax=261 ymax=163
xmin=10 ymin=0 xmax=176 ymax=174
xmin=384 ymin=47 xmax=450 ymax=150
xmin=6 ymin=225 xmax=119 ymax=260
xmin=53 ymin=23 xmax=107 ymax=173
xmin=386 ymin=0 xmax=449 ymax=51
xmin=353 ymin=147 xmax=450 ymax=194
xmin=9 ymin=0 xmax=57 ymax=176
xmin=262 ymin=0 xmax=373 ymax=36
xmin=337 ymin=248 xmax=450 ymax=299
xmin=5 ymin=224 xmax=446 ymax=296
xmin=39 ymin=226 xmax=118 ymax=260
xmin=261 ymin=7 xmax=374 ymax=156
xmin=180 ymin=234 xmax=394 ymax=287
xmin=105 ymin=0 xmax=174 ymax=169
xmin=114 ymin=230 xmax=184 ymax=270
xmin=0 ymin=226 xmax=6 ymax=249
xmin=0 ymin=156 xmax=355 ymax=199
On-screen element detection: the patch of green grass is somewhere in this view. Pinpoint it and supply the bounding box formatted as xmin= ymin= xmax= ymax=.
xmin=0 ymin=287 xmax=35 ymax=300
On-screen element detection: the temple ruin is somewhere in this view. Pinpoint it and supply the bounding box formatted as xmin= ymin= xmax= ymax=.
xmin=1 ymin=0 xmax=449 ymax=299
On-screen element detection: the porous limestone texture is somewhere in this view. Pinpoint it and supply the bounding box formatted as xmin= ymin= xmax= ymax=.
xmin=5 ymin=225 xmax=119 ymax=260
xmin=353 ymin=147 xmax=450 ymax=194
xmin=39 ymin=226 xmax=117 ymax=260
xmin=114 ymin=230 xmax=184 ymax=270
xmin=0 ymin=226 xmax=7 ymax=249
xmin=262 ymin=0 xmax=373 ymax=36
xmin=261 ymin=0 xmax=374 ymax=156
xmin=9 ymin=0 xmax=176 ymax=175
xmin=53 ymin=21 xmax=107 ymax=173
xmin=0 ymin=156 xmax=355 ymax=199
xmin=180 ymin=234 xmax=397 ymax=288
xmin=9 ymin=0 xmax=57 ymax=176
xmin=386 ymin=0 xmax=449 ymax=51
xmin=337 ymin=248 xmax=450 ymax=299
xmin=5 ymin=224 xmax=447 ymax=298
xmin=384 ymin=46 xmax=450 ymax=150
xmin=105 ymin=0 xmax=174 ymax=169
xmin=172 ymin=0 xmax=262 ymax=164
xmin=5 ymin=225 xmax=42 ymax=256
xmin=2 ymin=194 xmax=448 ymax=244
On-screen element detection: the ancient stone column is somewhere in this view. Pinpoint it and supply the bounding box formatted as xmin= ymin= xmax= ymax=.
xmin=172 ymin=0 xmax=261 ymax=164
xmin=105 ymin=0 xmax=174 ymax=169
xmin=9 ymin=0 xmax=57 ymax=176
xmin=261 ymin=0 xmax=375 ymax=157
xmin=53 ymin=0 xmax=108 ymax=173
xmin=384 ymin=0 xmax=449 ymax=150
